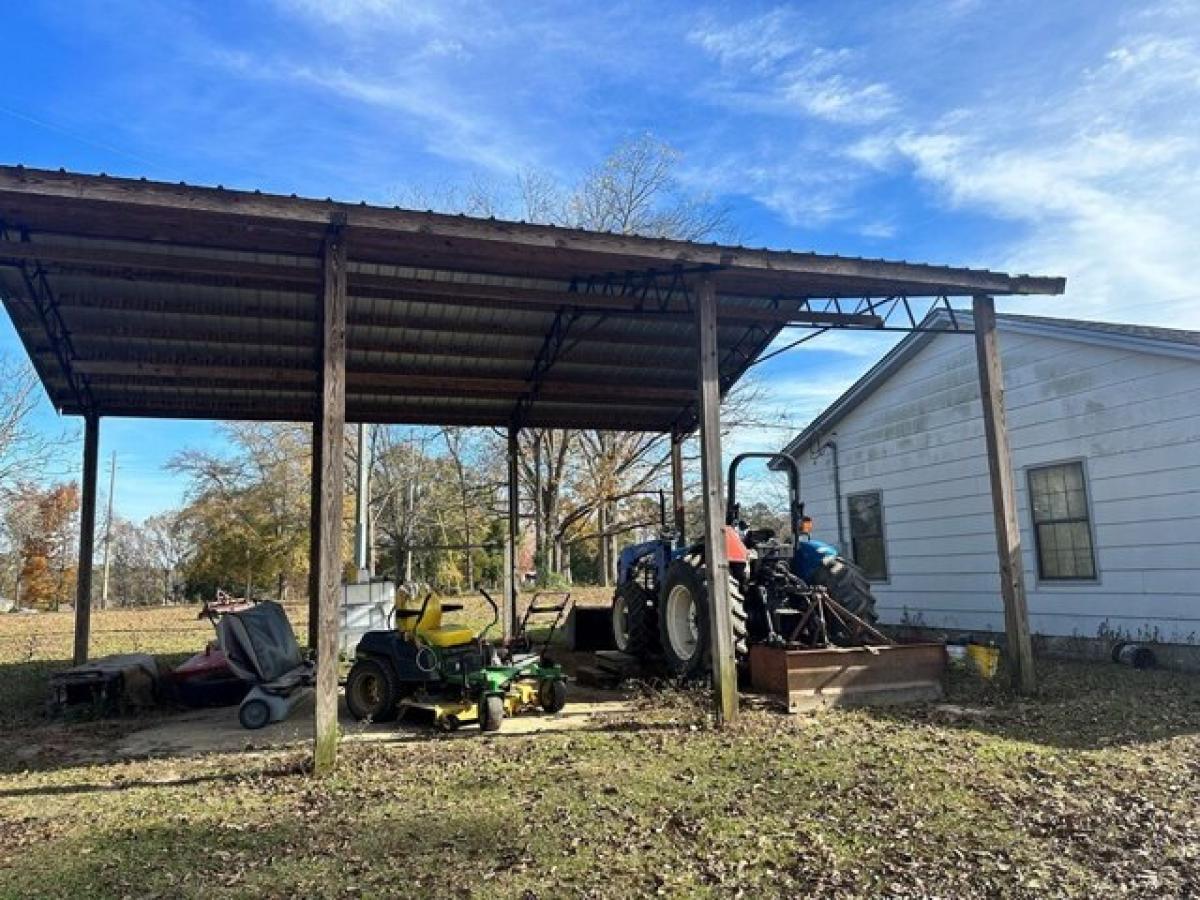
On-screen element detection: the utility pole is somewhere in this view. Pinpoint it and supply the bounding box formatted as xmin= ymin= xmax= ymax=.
xmin=99 ymin=452 xmax=116 ymax=610
xmin=354 ymin=423 xmax=371 ymax=581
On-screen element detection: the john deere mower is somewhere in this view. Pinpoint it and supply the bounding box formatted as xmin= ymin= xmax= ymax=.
xmin=612 ymin=452 xmax=879 ymax=678
xmin=344 ymin=586 xmax=569 ymax=732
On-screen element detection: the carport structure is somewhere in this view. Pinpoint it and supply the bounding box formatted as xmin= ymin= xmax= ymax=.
xmin=0 ymin=166 xmax=1063 ymax=770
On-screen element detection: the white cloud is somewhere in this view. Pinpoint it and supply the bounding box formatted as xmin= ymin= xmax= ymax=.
xmin=890 ymin=16 xmax=1200 ymax=325
xmin=687 ymin=10 xmax=897 ymax=125
xmin=209 ymin=48 xmax=537 ymax=175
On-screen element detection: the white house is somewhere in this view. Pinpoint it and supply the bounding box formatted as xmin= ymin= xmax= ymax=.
xmin=782 ymin=311 xmax=1200 ymax=648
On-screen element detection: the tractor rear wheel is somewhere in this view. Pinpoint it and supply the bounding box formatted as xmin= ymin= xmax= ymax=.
xmin=808 ymin=556 xmax=879 ymax=625
xmin=612 ymin=581 xmax=658 ymax=658
xmin=345 ymin=657 xmax=400 ymax=723
xmin=658 ymin=558 xmax=748 ymax=680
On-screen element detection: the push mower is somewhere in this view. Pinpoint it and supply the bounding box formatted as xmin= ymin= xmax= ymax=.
xmin=344 ymin=586 xmax=571 ymax=732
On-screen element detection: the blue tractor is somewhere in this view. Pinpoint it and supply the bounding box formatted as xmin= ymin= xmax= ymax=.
xmin=611 ymin=452 xmax=878 ymax=678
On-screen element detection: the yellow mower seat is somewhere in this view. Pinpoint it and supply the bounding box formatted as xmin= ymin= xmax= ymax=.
xmin=397 ymin=592 xmax=476 ymax=648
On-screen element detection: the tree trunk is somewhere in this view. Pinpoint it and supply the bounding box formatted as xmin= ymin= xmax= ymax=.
xmin=597 ymin=505 xmax=610 ymax=587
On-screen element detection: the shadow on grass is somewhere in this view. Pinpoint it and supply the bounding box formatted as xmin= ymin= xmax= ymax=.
xmin=863 ymin=657 xmax=1200 ymax=751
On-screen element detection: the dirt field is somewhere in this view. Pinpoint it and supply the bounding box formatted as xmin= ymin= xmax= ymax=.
xmin=1 ymin=601 xmax=1198 ymax=898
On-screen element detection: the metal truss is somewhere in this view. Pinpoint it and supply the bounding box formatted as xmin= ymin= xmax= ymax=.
xmin=0 ymin=224 xmax=94 ymax=413
xmin=511 ymin=265 xmax=719 ymax=428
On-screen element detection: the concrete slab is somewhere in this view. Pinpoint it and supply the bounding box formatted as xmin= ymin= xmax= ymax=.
xmin=116 ymin=686 xmax=637 ymax=759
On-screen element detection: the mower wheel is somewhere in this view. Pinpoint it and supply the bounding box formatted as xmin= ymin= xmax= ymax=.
xmin=238 ymin=697 xmax=271 ymax=730
xmin=538 ymin=678 xmax=567 ymax=714
xmin=345 ymin=658 xmax=400 ymax=722
xmin=612 ymin=581 xmax=658 ymax=658
xmin=479 ymin=694 xmax=505 ymax=733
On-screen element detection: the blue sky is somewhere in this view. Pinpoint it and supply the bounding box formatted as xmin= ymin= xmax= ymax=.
xmin=2 ymin=0 xmax=1198 ymax=521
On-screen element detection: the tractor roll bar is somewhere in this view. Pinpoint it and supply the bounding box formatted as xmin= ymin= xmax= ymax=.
xmin=725 ymin=452 xmax=804 ymax=539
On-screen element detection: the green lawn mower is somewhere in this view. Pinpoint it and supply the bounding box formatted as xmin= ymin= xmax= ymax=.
xmin=344 ymin=586 xmax=571 ymax=732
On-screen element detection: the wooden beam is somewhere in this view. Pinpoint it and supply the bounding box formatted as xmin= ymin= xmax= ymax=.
xmin=73 ymin=413 xmax=99 ymax=665
xmin=506 ymin=425 xmax=520 ymax=640
xmin=31 ymin=260 xmax=882 ymax=326
xmin=973 ymin=295 xmax=1036 ymax=694
xmin=307 ymin=416 xmax=322 ymax=651
xmin=696 ymin=275 xmax=738 ymax=724
xmin=55 ymin=299 xmax=731 ymax=349
xmin=70 ymin=359 xmax=697 ymax=404
xmin=671 ymin=432 xmax=686 ymax=542
xmin=44 ymin=331 xmax=692 ymax=374
xmin=313 ymin=222 xmax=347 ymax=773
xmin=0 ymin=166 xmax=1067 ymax=296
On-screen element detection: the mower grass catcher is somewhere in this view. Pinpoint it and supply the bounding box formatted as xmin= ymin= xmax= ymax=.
xmin=344 ymin=586 xmax=570 ymax=733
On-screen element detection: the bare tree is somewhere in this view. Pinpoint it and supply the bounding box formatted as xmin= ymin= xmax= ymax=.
xmin=0 ymin=354 xmax=54 ymax=493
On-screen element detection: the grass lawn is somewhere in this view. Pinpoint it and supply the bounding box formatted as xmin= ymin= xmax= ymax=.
xmin=0 ymin=603 xmax=1197 ymax=898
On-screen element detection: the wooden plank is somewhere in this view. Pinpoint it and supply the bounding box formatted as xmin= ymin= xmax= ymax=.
xmin=505 ymin=426 xmax=520 ymax=640
xmin=307 ymin=416 xmax=322 ymax=651
xmin=70 ymin=360 xmax=697 ymax=404
xmin=972 ymin=295 xmax=1036 ymax=694
xmin=313 ymin=223 xmax=347 ymax=774
xmin=73 ymin=413 xmax=99 ymax=665
xmin=55 ymin=299 xmax=737 ymax=350
xmin=696 ymin=274 xmax=738 ymax=724
xmin=0 ymin=166 xmax=1066 ymax=296
xmin=670 ymin=432 xmax=686 ymax=542
xmin=42 ymin=332 xmax=694 ymax=374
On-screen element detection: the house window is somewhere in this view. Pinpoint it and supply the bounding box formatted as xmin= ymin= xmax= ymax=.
xmin=1028 ymin=461 xmax=1097 ymax=580
xmin=847 ymin=492 xmax=887 ymax=580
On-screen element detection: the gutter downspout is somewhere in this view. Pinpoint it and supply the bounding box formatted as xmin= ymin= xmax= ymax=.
xmin=818 ymin=439 xmax=846 ymax=550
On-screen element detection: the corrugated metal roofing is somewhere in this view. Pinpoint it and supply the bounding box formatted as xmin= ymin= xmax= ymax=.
xmin=0 ymin=166 xmax=1065 ymax=431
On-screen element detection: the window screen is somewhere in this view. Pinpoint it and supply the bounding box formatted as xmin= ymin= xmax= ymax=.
xmin=1028 ymin=461 xmax=1096 ymax=580
xmin=847 ymin=492 xmax=887 ymax=580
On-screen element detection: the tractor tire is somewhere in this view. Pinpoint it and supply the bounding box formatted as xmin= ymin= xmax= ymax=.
xmin=809 ymin=556 xmax=879 ymax=625
xmin=345 ymin=657 xmax=400 ymax=723
xmin=611 ymin=581 xmax=658 ymax=658
xmin=538 ymin=678 xmax=567 ymax=714
xmin=658 ymin=558 xmax=748 ymax=680
xmin=479 ymin=694 xmax=505 ymax=732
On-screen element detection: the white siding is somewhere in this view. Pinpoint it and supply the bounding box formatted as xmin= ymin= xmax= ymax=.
xmin=795 ymin=329 xmax=1200 ymax=643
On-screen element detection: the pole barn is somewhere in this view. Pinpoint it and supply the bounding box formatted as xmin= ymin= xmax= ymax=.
xmin=0 ymin=166 xmax=1063 ymax=770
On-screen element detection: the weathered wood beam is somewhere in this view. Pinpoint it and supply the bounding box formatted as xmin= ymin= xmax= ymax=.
xmin=18 ymin=252 xmax=883 ymax=326
xmin=55 ymin=300 xmax=728 ymax=349
xmin=44 ymin=337 xmax=692 ymax=375
xmin=78 ymin=399 xmax=678 ymax=431
xmin=973 ymin=295 xmax=1036 ymax=694
xmin=71 ymin=359 xmax=696 ymax=404
xmin=505 ymin=425 xmax=520 ymax=640
xmin=696 ymin=275 xmax=738 ymax=724
xmin=0 ymin=167 xmax=1067 ymax=296
xmin=73 ymin=414 xmax=100 ymax=665
xmin=313 ymin=222 xmax=347 ymax=774
xmin=307 ymin=416 xmax=322 ymax=652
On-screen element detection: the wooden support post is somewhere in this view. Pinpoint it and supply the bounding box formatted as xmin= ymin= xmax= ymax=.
xmin=973 ymin=296 xmax=1036 ymax=694
xmin=73 ymin=413 xmax=100 ymax=665
xmin=307 ymin=415 xmax=323 ymax=650
xmin=313 ymin=222 xmax=347 ymax=773
xmin=670 ymin=431 xmax=686 ymax=542
xmin=696 ymin=275 xmax=738 ymax=724
xmin=506 ymin=425 xmax=520 ymax=638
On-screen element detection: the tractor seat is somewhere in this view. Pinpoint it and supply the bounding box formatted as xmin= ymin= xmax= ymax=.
xmin=417 ymin=623 xmax=476 ymax=648
xmin=397 ymin=593 xmax=476 ymax=648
